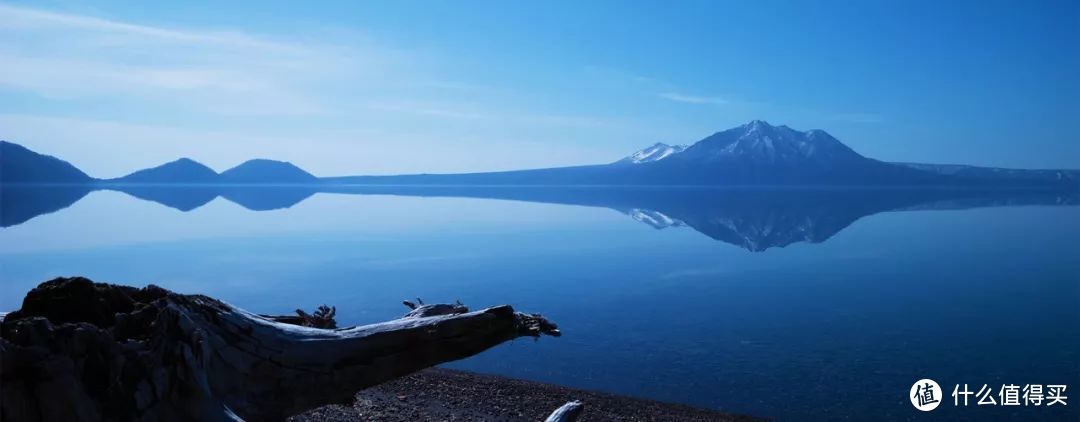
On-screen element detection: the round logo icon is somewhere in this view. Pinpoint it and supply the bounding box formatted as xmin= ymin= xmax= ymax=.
xmin=910 ymin=379 xmax=943 ymax=411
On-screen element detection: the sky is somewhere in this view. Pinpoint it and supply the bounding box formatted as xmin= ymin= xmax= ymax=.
xmin=1 ymin=0 xmax=1077 ymax=178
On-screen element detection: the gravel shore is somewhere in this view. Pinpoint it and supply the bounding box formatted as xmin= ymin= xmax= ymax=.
xmin=291 ymin=368 xmax=762 ymax=421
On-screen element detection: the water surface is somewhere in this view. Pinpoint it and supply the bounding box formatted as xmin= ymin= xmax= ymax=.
xmin=1 ymin=186 xmax=1077 ymax=419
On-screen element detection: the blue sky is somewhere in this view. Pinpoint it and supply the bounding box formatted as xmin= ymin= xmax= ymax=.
xmin=1 ymin=0 xmax=1077 ymax=177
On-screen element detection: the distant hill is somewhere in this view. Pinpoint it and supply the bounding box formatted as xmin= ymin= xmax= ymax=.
xmin=0 ymin=141 xmax=92 ymax=184
xmin=111 ymin=157 xmax=319 ymax=185
xmin=112 ymin=158 xmax=220 ymax=184
xmin=220 ymin=159 xmax=317 ymax=184
xmin=894 ymin=162 xmax=1079 ymax=188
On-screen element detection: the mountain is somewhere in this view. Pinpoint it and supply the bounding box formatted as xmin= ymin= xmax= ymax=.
xmin=5 ymin=121 xmax=1078 ymax=189
xmin=113 ymin=158 xmax=219 ymax=184
xmin=616 ymin=143 xmax=688 ymax=164
xmin=112 ymin=156 xmax=318 ymax=185
xmin=1 ymin=141 xmax=92 ymax=184
xmin=326 ymin=120 xmax=1077 ymax=188
xmin=219 ymin=159 xmax=317 ymax=184
xmin=638 ymin=120 xmax=939 ymax=185
xmin=328 ymin=120 xmax=943 ymax=186
xmin=1 ymin=141 xmax=318 ymax=186
xmin=673 ymin=120 xmax=865 ymax=165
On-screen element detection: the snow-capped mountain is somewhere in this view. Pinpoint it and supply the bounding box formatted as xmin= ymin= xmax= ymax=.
xmin=671 ymin=120 xmax=864 ymax=166
xmin=616 ymin=143 xmax=688 ymax=164
xmin=629 ymin=119 xmax=943 ymax=185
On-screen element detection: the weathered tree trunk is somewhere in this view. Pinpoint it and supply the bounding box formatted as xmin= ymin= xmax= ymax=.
xmin=545 ymin=400 xmax=585 ymax=422
xmin=0 ymin=277 xmax=559 ymax=421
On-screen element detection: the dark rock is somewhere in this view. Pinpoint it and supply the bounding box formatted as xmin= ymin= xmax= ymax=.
xmin=7 ymin=277 xmax=138 ymax=328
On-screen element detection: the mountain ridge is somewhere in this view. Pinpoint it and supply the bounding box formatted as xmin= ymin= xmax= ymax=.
xmin=4 ymin=121 xmax=1077 ymax=189
xmin=112 ymin=158 xmax=219 ymax=184
xmin=1 ymin=141 xmax=93 ymax=184
xmin=107 ymin=158 xmax=318 ymax=185
xmin=219 ymin=159 xmax=318 ymax=184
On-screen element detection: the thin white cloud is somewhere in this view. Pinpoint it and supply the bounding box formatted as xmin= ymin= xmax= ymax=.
xmin=0 ymin=4 xmax=396 ymax=116
xmin=584 ymin=66 xmax=732 ymax=106
xmin=658 ymin=92 xmax=729 ymax=105
xmin=0 ymin=5 xmax=690 ymax=175
xmin=0 ymin=4 xmax=301 ymax=51
xmin=0 ymin=4 xmax=633 ymax=124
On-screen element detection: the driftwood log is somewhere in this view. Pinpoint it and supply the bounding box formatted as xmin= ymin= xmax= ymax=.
xmin=545 ymin=400 xmax=585 ymax=422
xmin=0 ymin=277 xmax=560 ymax=421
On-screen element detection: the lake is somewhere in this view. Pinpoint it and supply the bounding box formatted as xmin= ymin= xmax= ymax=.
xmin=1 ymin=185 xmax=1078 ymax=420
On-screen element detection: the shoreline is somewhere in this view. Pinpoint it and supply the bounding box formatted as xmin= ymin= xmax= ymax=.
xmin=292 ymin=368 xmax=762 ymax=421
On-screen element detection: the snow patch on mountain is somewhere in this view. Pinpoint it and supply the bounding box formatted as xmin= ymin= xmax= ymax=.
xmin=626 ymin=208 xmax=685 ymax=229
xmin=617 ymin=143 xmax=688 ymax=164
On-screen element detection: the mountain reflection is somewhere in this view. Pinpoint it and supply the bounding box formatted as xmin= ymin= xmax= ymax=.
xmin=323 ymin=186 xmax=1079 ymax=251
xmin=101 ymin=185 xmax=317 ymax=212
xmin=3 ymin=184 xmax=1076 ymax=251
xmin=0 ymin=185 xmax=92 ymax=227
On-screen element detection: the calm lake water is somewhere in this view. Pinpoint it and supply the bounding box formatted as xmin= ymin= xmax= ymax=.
xmin=2 ymin=186 xmax=1078 ymax=420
